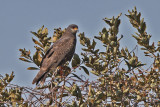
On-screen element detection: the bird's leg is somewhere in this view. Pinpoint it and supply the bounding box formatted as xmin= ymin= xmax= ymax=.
xmin=57 ymin=65 xmax=65 ymax=82
xmin=57 ymin=66 xmax=64 ymax=76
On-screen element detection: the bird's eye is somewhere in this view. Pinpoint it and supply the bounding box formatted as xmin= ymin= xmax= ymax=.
xmin=72 ymin=27 xmax=78 ymax=30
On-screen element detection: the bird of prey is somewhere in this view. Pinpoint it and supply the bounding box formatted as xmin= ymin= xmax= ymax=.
xmin=32 ymin=24 xmax=78 ymax=85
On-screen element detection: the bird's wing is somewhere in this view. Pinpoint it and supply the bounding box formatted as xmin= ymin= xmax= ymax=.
xmin=41 ymin=37 xmax=74 ymax=69
xmin=32 ymin=36 xmax=75 ymax=84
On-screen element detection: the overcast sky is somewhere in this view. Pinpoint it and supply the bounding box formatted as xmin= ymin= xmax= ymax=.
xmin=0 ymin=1 xmax=160 ymax=87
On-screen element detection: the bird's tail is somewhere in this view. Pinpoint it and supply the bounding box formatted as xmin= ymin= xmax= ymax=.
xmin=32 ymin=69 xmax=48 ymax=85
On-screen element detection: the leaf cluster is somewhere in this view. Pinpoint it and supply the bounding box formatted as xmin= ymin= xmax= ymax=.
xmin=0 ymin=72 xmax=26 ymax=106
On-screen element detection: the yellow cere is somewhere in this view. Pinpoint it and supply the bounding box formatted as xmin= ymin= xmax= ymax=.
xmin=73 ymin=27 xmax=78 ymax=30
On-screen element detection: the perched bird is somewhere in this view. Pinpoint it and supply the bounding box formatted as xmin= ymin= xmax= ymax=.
xmin=32 ymin=24 xmax=78 ymax=85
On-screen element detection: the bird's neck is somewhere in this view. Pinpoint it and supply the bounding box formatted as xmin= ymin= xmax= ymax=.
xmin=63 ymin=30 xmax=77 ymax=37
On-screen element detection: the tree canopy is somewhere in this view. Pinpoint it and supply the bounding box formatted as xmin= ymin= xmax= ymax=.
xmin=0 ymin=7 xmax=159 ymax=107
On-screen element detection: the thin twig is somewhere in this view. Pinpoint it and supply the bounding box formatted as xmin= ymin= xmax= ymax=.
xmin=60 ymin=76 xmax=66 ymax=104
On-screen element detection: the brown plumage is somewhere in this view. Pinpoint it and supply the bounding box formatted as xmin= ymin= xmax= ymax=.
xmin=32 ymin=24 xmax=78 ymax=85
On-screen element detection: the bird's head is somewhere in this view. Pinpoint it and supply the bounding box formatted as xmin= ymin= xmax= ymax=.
xmin=67 ymin=24 xmax=78 ymax=34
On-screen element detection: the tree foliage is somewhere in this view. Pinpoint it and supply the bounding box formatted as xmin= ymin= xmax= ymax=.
xmin=0 ymin=7 xmax=160 ymax=106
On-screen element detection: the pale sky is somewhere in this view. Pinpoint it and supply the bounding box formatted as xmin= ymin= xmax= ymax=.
xmin=0 ymin=1 xmax=160 ymax=87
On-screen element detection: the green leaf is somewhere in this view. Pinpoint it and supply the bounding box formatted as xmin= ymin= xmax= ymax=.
xmin=64 ymin=86 xmax=70 ymax=91
xmin=132 ymin=35 xmax=140 ymax=41
xmin=90 ymin=70 xmax=99 ymax=76
xmin=89 ymin=39 xmax=96 ymax=50
xmin=85 ymin=63 xmax=93 ymax=68
xmin=140 ymin=21 xmax=146 ymax=33
xmin=144 ymin=51 xmax=150 ymax=54
xmin=102 ymin=33 xmax=108 ymax=42
xmin=82 ymin=48 xmax=91 ymax=52
xmin=32 ymin=37 xmax=43 ymax=48
xmin=44 ymin=46 xmax=50 ymax=53
xmin=30 ymin=31 xmax=39 ymax=38
xmin=123 ymin=88 xmax=129 ymax=93
xmin=102 ymin=27 xmax=107 ymax=34
xmin=137 ymin=95 xmax=141 ymax=101
xmin=80 ymin=40 xmax=85 ymax=46
xmin=7 ymin=72 xmax=15 ymax=82
xmin=141 ymin=48 xmax=147 ymax=50
xmin=19 ymin=58 xmax=32 ymax=63
xmin=37 ymin=25 xmax=44 ymax=34
xmin=121 ymin=48 xmax=126 ymax=57
xmin=158 ymin=41 xmax=160 ymax=46
xmin=124 ymin=60 xmax=131 ymax=70
xmin=42 ymin=28 xmax=48 ymax=35
xmin=80 ymin=66 xmax=89 ymax=75
xmin=94 ymin=36 xmax=101 ymax=40
xmin=96 ymin=100 xmax=102 ymax=104
xmin=72 ymin=53 xmax=80 ymax=68
xmin=33 ymin=51 xmax=41 ymax=66
xmin=27 ymin=67 xmax=39 ymax=70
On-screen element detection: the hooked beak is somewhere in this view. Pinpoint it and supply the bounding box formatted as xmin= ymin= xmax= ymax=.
xmin=74 ymin=27 xmax=78 ymax=32
xmin=72 ymin=27 xmax=79 ymax=33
